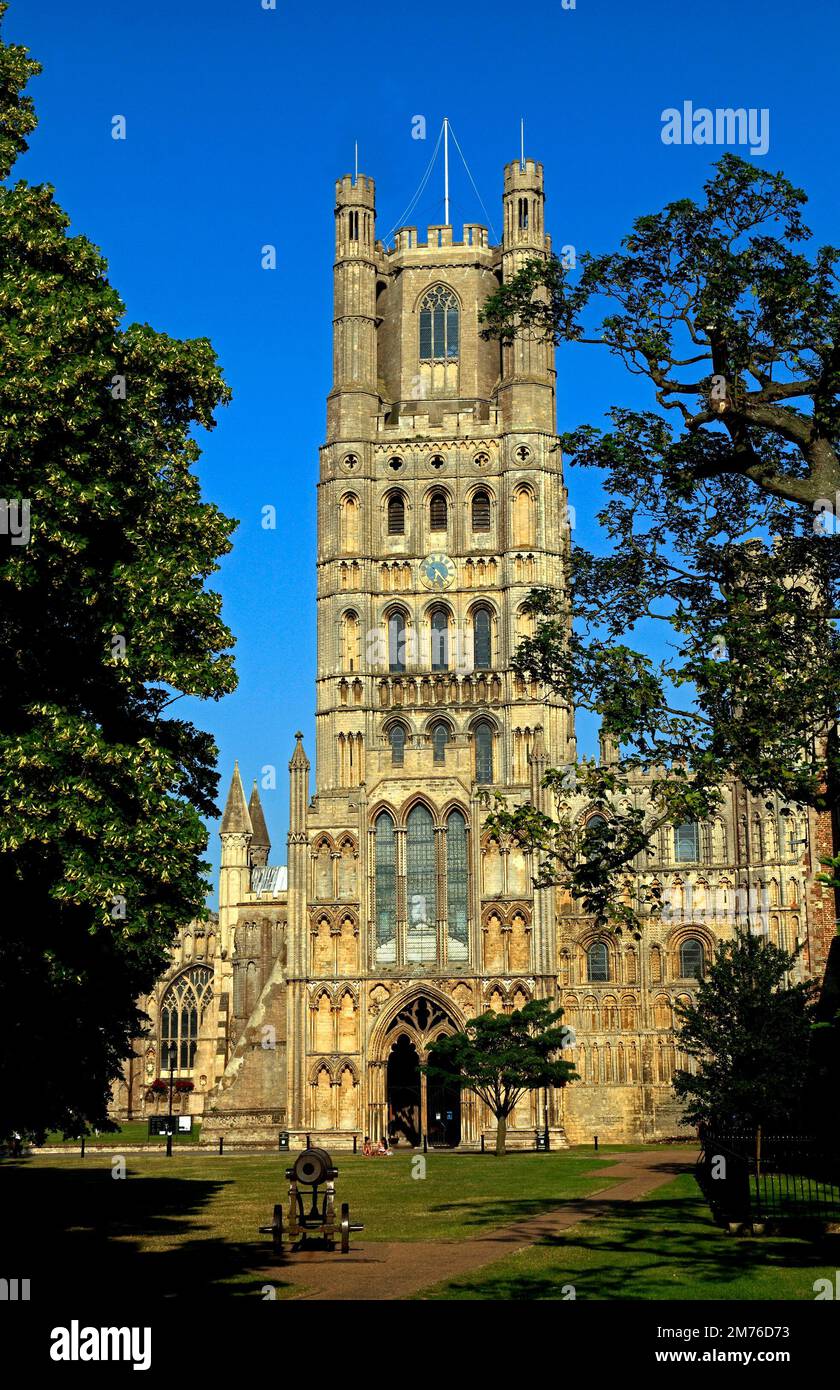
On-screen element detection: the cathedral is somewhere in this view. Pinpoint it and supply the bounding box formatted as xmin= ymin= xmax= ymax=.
xmin=113 ymin=151 xmax=837 ymax=1146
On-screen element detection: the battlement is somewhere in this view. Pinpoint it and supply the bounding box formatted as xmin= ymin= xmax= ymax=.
xmin=503 ymin=158 xmax=544 ymax=191
xmin=387 ymin=223 xmax=492 ymax=254
xmin=335 ymin=173 xmax=376 ymax=206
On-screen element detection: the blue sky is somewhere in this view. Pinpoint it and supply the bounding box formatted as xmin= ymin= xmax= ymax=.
xmin=7 ymin=0 xmax=839 ymax=897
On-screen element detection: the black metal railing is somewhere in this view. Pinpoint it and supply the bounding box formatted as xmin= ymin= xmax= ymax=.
xmin=699 ymin=1131 xmax=840 ymax=1224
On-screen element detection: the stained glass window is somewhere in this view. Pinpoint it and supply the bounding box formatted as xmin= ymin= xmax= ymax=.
xmin=474 ymin=720 xmax=493 ymax=783
xmin=419 ymin=286 xmax=459 ymax=361
xmin=406 ymin=804 xmax=437 ymax=963
xmin=446 ymin=811 xmax=469 ymax=961
xmin=160 ymin=966 xmax=213 ymax=1074
xmin=375 ymin=812 xmax=397 ymax=963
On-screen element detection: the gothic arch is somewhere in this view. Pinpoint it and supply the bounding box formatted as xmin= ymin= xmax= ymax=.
xmin=412 ymin=280 xmax=462 ymax=314
xmin=367 ymin=982 xmax=467 ymax=1064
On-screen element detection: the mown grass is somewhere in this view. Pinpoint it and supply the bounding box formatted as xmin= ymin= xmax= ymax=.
xmin=2 ymin=1148 xmax=622 ymax=1298
xmin=43 ymin=1121 xmax=203 ymax=1147
xmin=417 ymin=1172 xmax=840 ymax=1300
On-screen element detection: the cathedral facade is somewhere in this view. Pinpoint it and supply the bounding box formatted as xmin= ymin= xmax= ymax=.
xmin=114 ymin=153 xmax=837 ymax=1146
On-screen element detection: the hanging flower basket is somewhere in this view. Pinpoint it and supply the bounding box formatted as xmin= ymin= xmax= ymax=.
xmin=149 ymin=1078 xmax=168 ymax=1095
xmin=174 ymin=1079 xmax=194 ymax=1094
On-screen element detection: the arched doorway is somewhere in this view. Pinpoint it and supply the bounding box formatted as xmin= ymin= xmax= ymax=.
xmin=387 ymin=1035 xmax=421 ymax=1146
xmin=381 ymin=995 xmax=463 ymax=1147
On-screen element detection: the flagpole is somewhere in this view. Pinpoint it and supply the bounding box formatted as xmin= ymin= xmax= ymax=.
xmin=444 ymin=116 xmax=449 ymax=226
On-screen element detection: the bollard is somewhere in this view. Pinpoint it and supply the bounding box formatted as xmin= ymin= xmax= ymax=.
xmin=306 ymin=1132 xmax=311 ymax=1148
xmin=481 ymin=1134 xmax=485 ymax=1154
xmin=594 ymin=1134 xmax=599 ymax=1152
xmin=219 ymin=1136 xmax=224 ymax=1155
xmin=80 ymin=1134 xmax=85 ymax=1159
xmin=166 ymin=1131 xmax=173 ymax=1158
xmin=353 ymin=1135 xmax=357 ymax=1153
xmin=423 ymin=1135 xmax=428 ymax=1154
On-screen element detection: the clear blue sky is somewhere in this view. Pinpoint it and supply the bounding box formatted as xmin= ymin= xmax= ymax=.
xmin=7 ymin=0 xmax=839 ymax=898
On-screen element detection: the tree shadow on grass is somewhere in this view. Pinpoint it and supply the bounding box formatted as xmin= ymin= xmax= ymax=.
xmin=419 ymin=1190 xmax=840 ymax=1300
xmin=2 ymin=1159 xmax=293 ymax=1299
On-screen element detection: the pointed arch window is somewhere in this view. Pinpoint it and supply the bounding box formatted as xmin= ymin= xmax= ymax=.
xmin=419 ymin=286 xmax=459 ymax=361
xmin=429 ymin=492 xmax=448 ymax=531
xmin=374 ymin=812 xmax=397 ymax=962
xmin=471 ymin=490 xmax=491 ymax=532
xmin=388 ymin=611 xmax=406 ymax=673
xmin=406 ymin=804 xmax=437 ymax=963
xmin=431 ymin=721 xmax=448 ymax=764
xmin=430 ymin=607 xmax=449 ymax=671
xmin=389 ymin=723 xmax=406 ymax=766
xmin=473 ymin=607 xmax=492 ymax=670
xmin=387 ymin=492 xmax=405 ymax=535
xmin=587 ymin=942 xmax=610 ymax=983
xmin=474 ymin=720 xmax=494 ymax=784
xmin=446 ymin=810 xmax=469 ymax=960
xmin=160 ymin=966 xmax=214 ymax=1075
xmin=674 ymin=822 xmax=700 ymax=862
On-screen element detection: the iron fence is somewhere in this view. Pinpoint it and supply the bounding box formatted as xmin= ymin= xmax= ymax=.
xmin=699 ymin=1132 xmax=840 ymax=1225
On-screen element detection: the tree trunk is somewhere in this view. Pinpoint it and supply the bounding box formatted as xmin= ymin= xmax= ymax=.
xmin=495 ymin=1113 xmax=507 ymax=1156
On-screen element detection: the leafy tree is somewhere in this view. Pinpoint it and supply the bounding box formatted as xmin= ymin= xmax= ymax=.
xmin=0 ymin=4 xmax=236 ymax=1139
xmin=672 ymin=932 xmax=816 ymax=1133
xmin=480 ymin=157 xmax=840 ymax=923
xmin=424 ymin=999 xmax=576 ymax=1155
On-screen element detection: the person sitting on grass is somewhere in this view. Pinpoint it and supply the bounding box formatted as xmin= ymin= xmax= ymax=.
xmin=362 ymin=1135 xmax=374 ymax=1156
xmin=377 ymin=1136 xmax=393 ymax=1157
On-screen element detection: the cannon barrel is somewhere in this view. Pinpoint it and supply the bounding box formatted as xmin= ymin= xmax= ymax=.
xmin=290 ymin=1146 xmax=337 ymax=1187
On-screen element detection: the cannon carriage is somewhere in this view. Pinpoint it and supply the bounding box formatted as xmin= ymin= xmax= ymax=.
xmin=260 ymin=1146 xmax=363 ymax=1255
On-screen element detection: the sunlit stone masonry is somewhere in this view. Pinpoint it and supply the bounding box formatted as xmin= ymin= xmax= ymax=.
xmin=113 ymin=153 xmax=836 ymax=1147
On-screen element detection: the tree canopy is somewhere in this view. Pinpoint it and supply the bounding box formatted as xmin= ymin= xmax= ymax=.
xmin=425 ymin=999 xmax=576 ymax=1155
xmin=481 ymin=156 xmax=840 ymax=924
xmin=0 ymin=3 xmax=236 ymax=1138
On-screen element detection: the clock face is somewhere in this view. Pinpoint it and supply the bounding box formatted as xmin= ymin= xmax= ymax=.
xmin=420 ymin=552 xmax=456 ymax=591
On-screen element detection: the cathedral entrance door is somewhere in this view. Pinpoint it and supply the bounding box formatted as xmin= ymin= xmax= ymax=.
xmin=386 ymin=1035 xmax=421 ymax=1147
xmin=426 ymin=1058 xmax=461 ymax=1147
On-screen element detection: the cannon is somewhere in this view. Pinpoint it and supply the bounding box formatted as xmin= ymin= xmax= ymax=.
xmin=259 ymin=1146 xmax=363 ymax=1255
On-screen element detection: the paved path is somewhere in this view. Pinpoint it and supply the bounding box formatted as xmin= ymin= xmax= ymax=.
xmin=257 ymin=1148 xmax=695 ymax=1301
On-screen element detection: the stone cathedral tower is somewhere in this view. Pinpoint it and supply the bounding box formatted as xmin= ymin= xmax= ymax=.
xmin=130 ymin=149 xmax=830 ymax=1149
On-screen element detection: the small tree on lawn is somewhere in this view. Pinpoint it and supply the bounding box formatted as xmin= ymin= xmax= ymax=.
xmin=424 ymin=999 xmax=577 ymax=1156
xmin=673 ymin=931 xmax=817 ymax=1136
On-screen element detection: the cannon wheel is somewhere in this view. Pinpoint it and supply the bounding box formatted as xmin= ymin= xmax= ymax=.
xmin=340 ymin=1202 xmax=351 ymax=1254
xmin=270 ymin=1203 xmax=284 ymax=1256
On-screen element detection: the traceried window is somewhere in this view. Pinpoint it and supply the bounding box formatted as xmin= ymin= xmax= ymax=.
xmin=430 ymin=607 xmax=449 ymax=671
xmin=446 ymin=810 xmax=469 ymax=960
xmin=406 ymin=804 xmax=437 ymax=963
xmin=429 ymin=492 xmax=448 ymax=531
xmin=587 ymin=942 xmax=610 ymax=982
xmin=160 ymin=966 xmax=214 ymax=1074
xmin=471 ymin=490 xmax=491 ymax=531
xmin=387 ymin=492 xmax=405 ymax=535
xmin=680 ymin=938 xmax=705 ymax=980
xmin=373 ymin=805 xmax=471 ymax=965
xmin=474 ymin=720 xmax=494 ymax=784
xmin=674 ymin=822 xmax=700 ymax=862
xmin=419 ymin=286 xmax=459 ymax=361
xmin=473 ymin=607 xmax=492 ymax=670
xmin=431 ymin=721 xmax=448 ymax=764
xmin=374 ymin=812 xmax=397 ymax=962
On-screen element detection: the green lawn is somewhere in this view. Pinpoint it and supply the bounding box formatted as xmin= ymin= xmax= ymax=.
xmin=6 ymin=1147 xmax=834 ymax=1300
xmin=2 ymin=1148 xmax=623 ymax=1298
xmin=417 ymin=1172 xmax=840 ymax=1300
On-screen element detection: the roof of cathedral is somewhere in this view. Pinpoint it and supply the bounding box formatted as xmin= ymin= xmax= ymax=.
xmin=250 ymin=865 xmax=288 ymax=895
xmin=220 ymin=761 xmax=252 ymax=836
xmin=248 ymin=781 xmax=271 ymax=851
